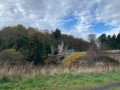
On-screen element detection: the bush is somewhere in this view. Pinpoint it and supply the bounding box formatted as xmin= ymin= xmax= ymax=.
xmin=62 ymin=52 xmax=87 ymax=67
xmin=45 ymin=58 xmax=56 ymax=64
xmin=0 ymin=49 xmax=25 ymax=64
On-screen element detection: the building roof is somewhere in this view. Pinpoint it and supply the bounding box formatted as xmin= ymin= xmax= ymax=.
xmin=66 ymin=49 xmax=75 ymax=53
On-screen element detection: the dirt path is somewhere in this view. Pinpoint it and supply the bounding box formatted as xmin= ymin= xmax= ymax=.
xmin=83 ymin=83 xmax=120 ymax=90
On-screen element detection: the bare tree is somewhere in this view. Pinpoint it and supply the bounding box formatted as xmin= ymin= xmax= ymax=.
xmin=87 ymin=34 xmax=101 ymax=65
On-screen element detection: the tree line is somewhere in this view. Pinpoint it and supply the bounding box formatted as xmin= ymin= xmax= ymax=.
xmin=0 ymin=24 xmax=89 ymax=64
xmin=98 ymin=33 xmax=120 ymax=50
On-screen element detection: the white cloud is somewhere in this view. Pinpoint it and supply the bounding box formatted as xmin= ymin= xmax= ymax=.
xmin=0 ymin=0 xmax=120 ymax=39
xmin=64 ymin=24 xmax=93 ymax=40
xmin=95 ymin=0 xmax=120 ymax=26
xmin=96 ymin=27 xmax=120 ymax=37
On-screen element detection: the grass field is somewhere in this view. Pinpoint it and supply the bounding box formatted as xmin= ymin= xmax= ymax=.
xmin=0 ymin=63 xmax=120 ymax=90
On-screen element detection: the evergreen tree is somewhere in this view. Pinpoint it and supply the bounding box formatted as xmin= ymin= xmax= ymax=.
xmin=2 ymin=41 xmax=6 ymax=50
xmin=98 ymin=34 xmax=107 ymax=42
xmin=117 ymin=33 xmax=120 ymax=49
xmin=0 ymin=41 xmax=2 ymax=51
xmin=107 ymin=35 xmax=112 ymax=49
xmin=117 ymin=33 xmax=120 ymax=43
xmin=7 ymin=38 xmax=14 ymax=49
xmin=16 ymin=35 xmax=29 ymax=51
xmin=44 ymin=38 xmax=51 ymax=57
xmin=52 ymin=28 xmax=61 ymax=48
xmin=28 ymin=35 xmax=43 ymax=64
xmin=52 ymin=28 xmax=61 ymax=40
xmin=111 ymin=34 xmax=117 ymax=49
xmin=98 ymin=34 xmax=107 ymax=49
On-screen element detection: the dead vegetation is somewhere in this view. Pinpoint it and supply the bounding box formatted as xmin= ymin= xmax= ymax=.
xmin=0 ymin=61 xmax=119 ymax=81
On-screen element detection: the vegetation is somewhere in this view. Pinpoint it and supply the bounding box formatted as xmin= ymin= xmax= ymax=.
xmin=0 ymin=63 xmax=120 ymax=90
xmin=0 ymin=25 xmax=120 ymax=90
xmin=0 ymin=24 xmax=88 ymax=64
xmin=98 ymin=33 xmax=120 ymax=50
xmin=0 ymin=49 xmax=24 ymax=64
xmin=45 ymin=58 xmax=56 ymax=64
xmin=62 ymin=52 xmax=87 ymax=67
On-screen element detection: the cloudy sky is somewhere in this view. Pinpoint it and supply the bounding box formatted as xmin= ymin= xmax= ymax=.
xmin=0 ymin=0 xmax=120 ymax=39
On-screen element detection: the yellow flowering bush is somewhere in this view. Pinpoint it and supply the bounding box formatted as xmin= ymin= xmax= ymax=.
xmin=62 ymin=52 xmax=87 ymax=67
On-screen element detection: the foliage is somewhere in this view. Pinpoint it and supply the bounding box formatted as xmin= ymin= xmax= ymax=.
xmin=45 ymin=58 xmax=55 ymax=64
xmin=98 ymin=33 xmax=120 ymax=50
xmin=44 ymin=38 xmax=51 ymax=56
xmin=60 ymin=34 xmax=89 ymax=51
xmin=0 ymin=49 xmax=25 ymax=64
xmin=27 ymin=35 xmax=43 ymax=64
xmin=16 ymin=35 xmax=29 ymax=51
xmin=0 ymin=25 xmax=89 ymax=64
xmin=52 ymin=28 xmax=61 ymax=40
xmin=62 ymin=52 xmax=87 ymax=67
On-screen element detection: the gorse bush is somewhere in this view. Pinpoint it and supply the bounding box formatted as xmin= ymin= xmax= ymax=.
xmin=62 ymin=52 xmax=87 ymax=67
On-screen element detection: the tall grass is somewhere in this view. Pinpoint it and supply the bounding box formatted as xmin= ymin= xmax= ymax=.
xmin=0 ymin=62 xmax=120 ymax=90
xmin=0 ymin=62 xmax=119 ymax=81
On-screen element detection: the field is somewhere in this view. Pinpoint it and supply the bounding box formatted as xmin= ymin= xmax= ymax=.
xmin=0 ymin=63 xmax=120 ymax=90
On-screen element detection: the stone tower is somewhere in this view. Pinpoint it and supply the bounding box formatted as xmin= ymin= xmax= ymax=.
xmin=58 ymin=42 xmax=64 ymax=54
xmin=51 ymin=45 xmax=54 ymax=55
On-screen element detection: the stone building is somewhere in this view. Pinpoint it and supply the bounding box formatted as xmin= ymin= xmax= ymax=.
xmin=49 ymin=42 xmax=75 ymax=63
xmin=58 ymin=42 xmax=64 ymax=55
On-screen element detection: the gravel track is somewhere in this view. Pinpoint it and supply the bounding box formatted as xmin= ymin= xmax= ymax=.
xmin=82 ymin=83 xmax=120 ymax=90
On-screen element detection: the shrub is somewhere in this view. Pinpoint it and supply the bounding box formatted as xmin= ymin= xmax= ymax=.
xmin=62 ymin=52 xmax=87 ymax=67
xmin=45 ymin=58 xmax=55 ymax=64
xmin=0 ymin=49 xmax=25 ymax=64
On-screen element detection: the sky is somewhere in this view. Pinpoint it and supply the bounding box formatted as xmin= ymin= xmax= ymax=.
xmin=0 ymin=0 xmax=120 ymax=40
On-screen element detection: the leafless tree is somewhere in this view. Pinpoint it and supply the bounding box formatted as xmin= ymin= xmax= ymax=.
xmin=87 ymin=34 xmax=101 ymax=65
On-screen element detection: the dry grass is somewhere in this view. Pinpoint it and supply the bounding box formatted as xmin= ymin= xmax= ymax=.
xmin=0 ymin=62 xmax=120 ymax=90
xmin=0 ymin=62 xmax=119 ymax=81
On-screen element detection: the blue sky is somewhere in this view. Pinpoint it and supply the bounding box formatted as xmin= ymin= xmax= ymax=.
xmin=63 ymin=16 xmax=115 ymax=33
xmin=62 ymin=16 xmax=78 ymax=30
xmin=93 ymin=23 xmax=117 ymax=33
xmin=0 ymin=0 xmax=120 ymax=39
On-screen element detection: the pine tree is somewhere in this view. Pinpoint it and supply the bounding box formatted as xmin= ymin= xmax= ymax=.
xmin=52 ymin=28 xmax=61 ymax=40
xmin=117 ymin=33 xmax=120 ymax=49
xmin=44 ymin=38 xmax=51 ymax=57
xmin=28 ymin=35 xmax=43 ymax=64
xmin=98 ymin=34 xmax=107 ymax=49
xmin=111 ymin=34 xmax=117 ymax=49
xmin=107 ymin=35 xmax=112 ymax=49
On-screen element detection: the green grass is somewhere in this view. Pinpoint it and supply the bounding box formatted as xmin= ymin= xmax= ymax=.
xmin=0 ymin=69 xmax=120 ymax=90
